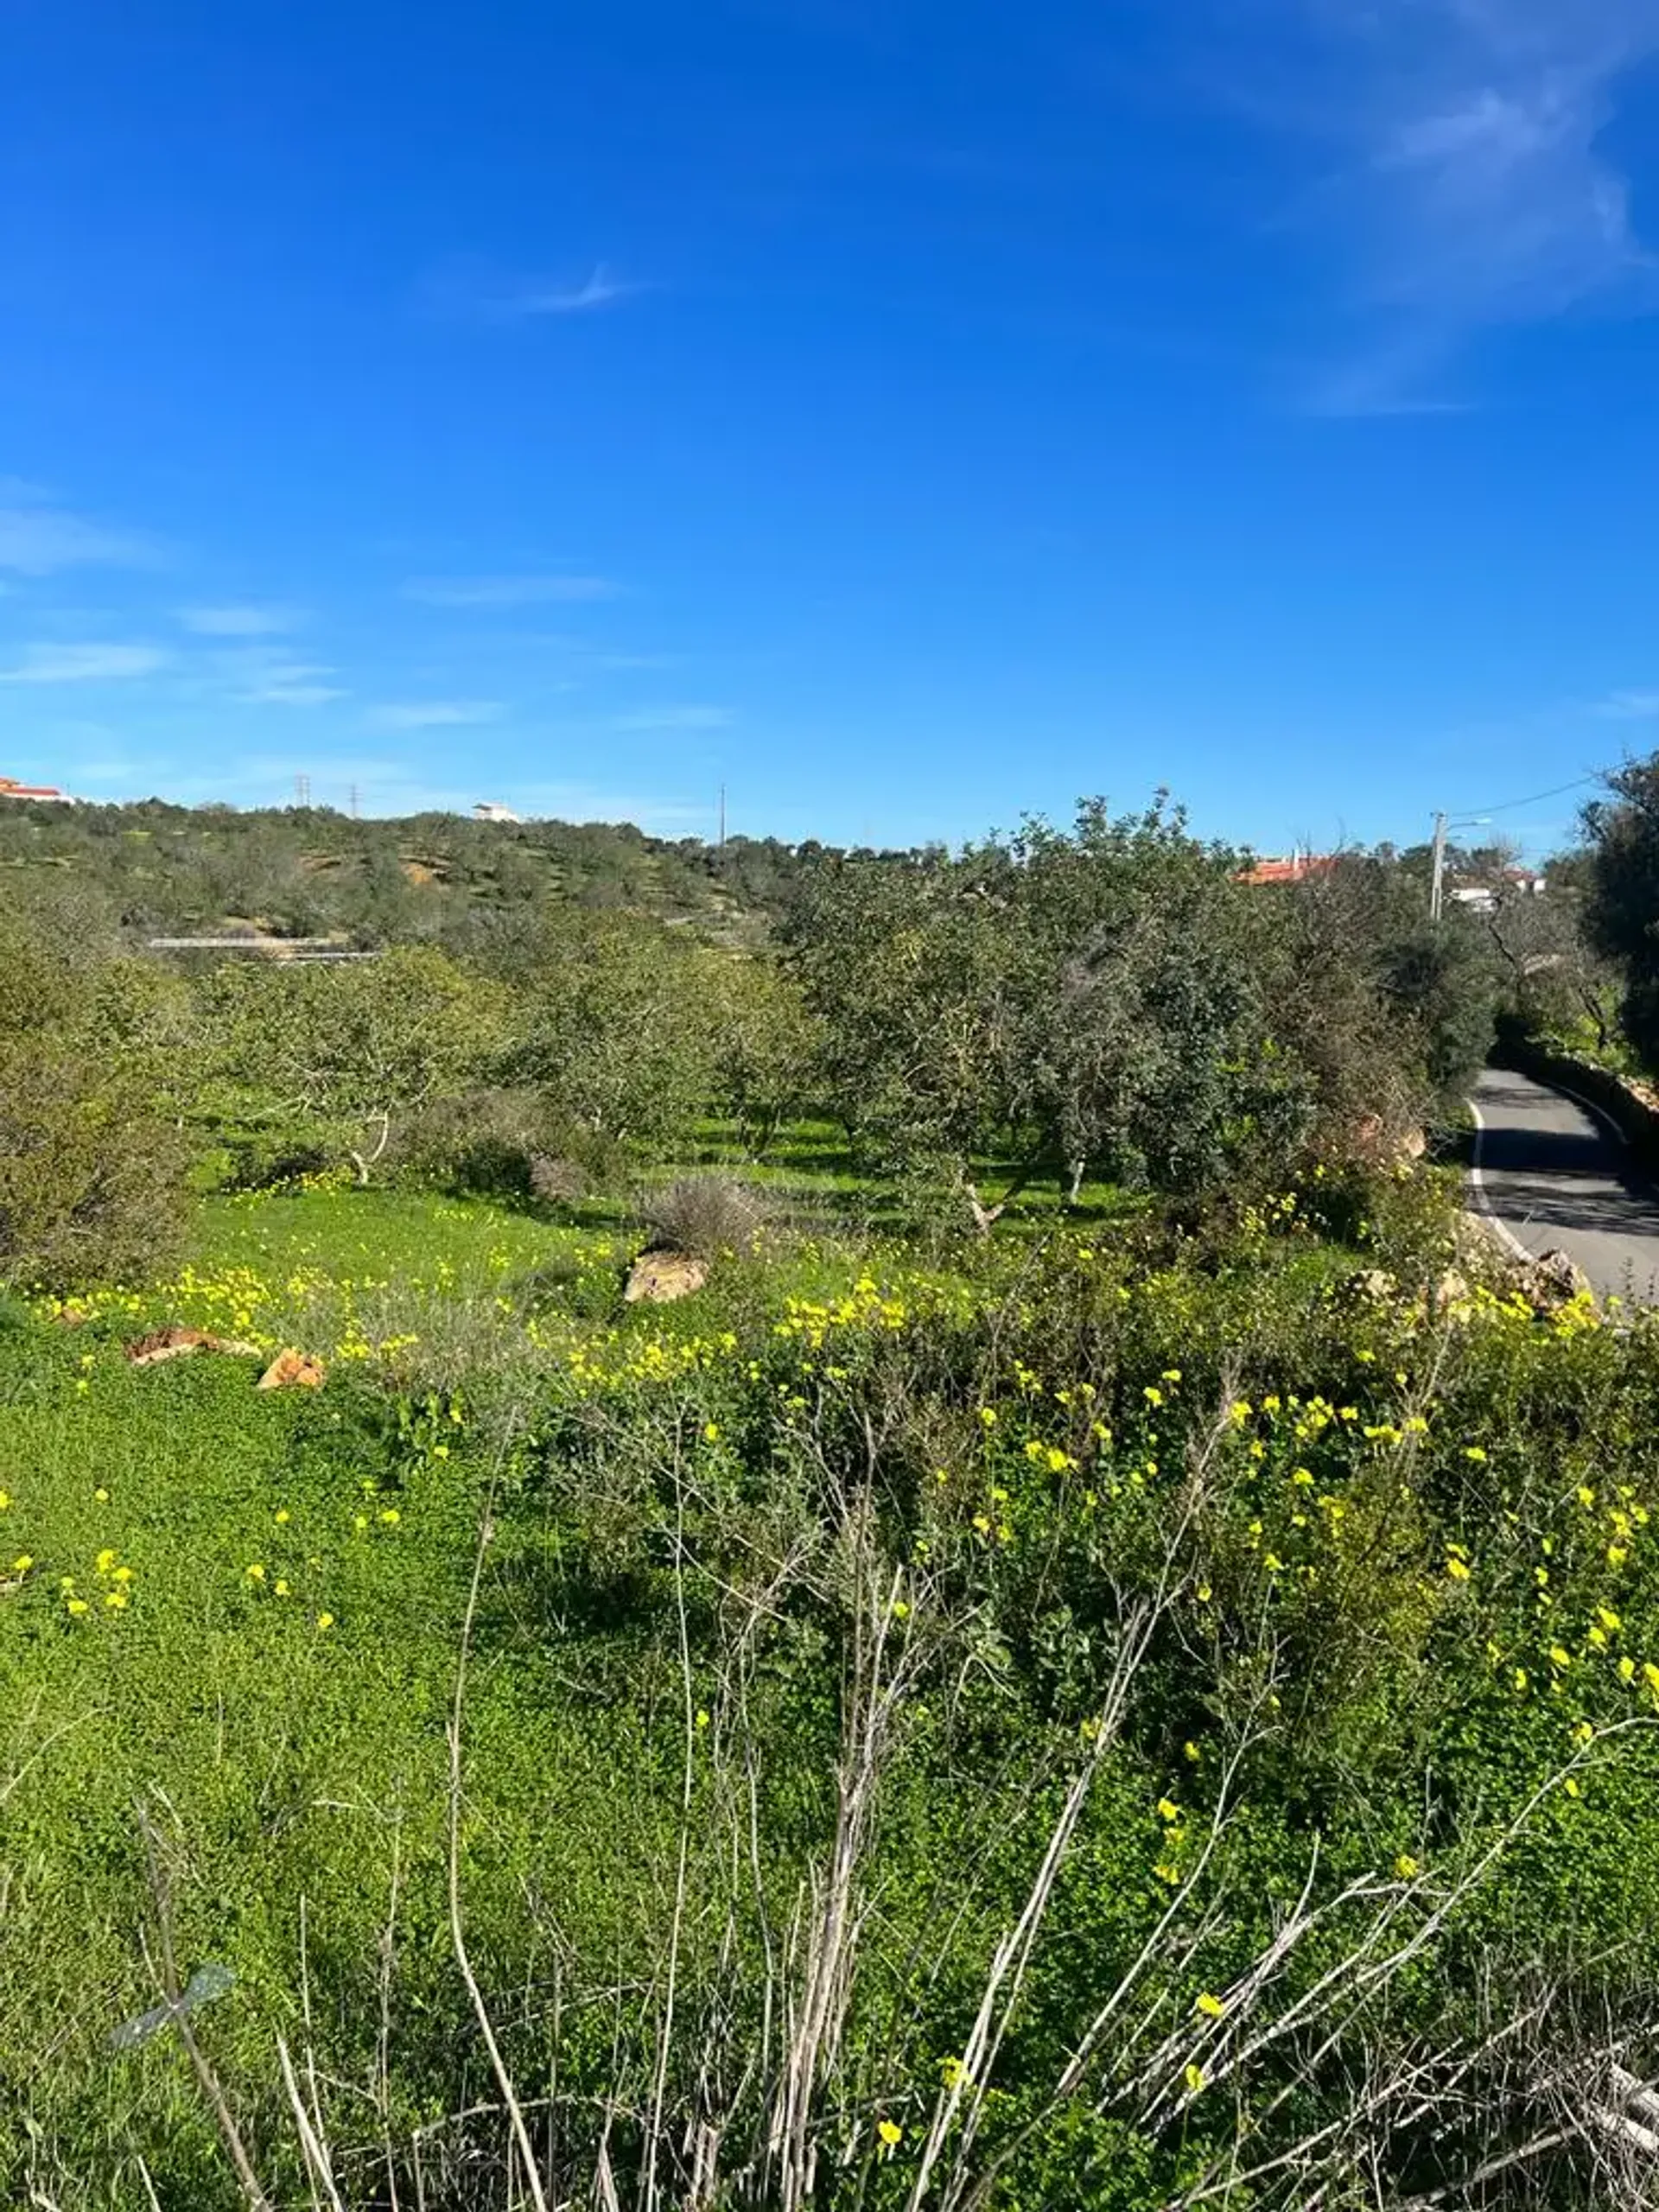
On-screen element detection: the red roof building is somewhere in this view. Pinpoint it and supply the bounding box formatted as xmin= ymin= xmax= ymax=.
xmin=1235 ymin=854 xmax=1338 ymax=887
xmin=0 ymin=775 xmax=73 ymax=802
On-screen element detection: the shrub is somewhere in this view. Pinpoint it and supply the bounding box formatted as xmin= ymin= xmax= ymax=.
xmin=0 ymin=1035 xmax=189 ymax=1291
xmin=397 ymin=1085 xmax=592 ymax=1201
xmin=640 ymin=1172 xmax=769 ymax=1258
xmin=528 ymin=1152 xmax=590 ymax=1206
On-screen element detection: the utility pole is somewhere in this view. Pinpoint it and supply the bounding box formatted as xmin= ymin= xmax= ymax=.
xmin=1429 ymin=810 xmax=1448 ymax=924
xmin=348 ymin=782 xmax=360 ymax=821
xmin=717 ymin=782 xmax=726 ymax=852
xmin=295 ymin=772 xmax=311 ymax=810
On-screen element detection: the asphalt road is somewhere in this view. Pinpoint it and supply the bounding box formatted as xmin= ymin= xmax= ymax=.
xmin=1469 ymin=1065 xmax=1659 ymax=1301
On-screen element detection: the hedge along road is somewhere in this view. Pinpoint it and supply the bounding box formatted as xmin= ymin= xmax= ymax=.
xmin=1469 ymin=1065 xmax=1659 ymax=1301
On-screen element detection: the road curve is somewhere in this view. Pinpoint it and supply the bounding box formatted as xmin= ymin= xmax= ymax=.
xmin=1468 ymin=1065 xmax=1659 ymax=1302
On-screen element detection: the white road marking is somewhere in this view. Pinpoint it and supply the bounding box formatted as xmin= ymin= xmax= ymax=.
xmin=1537 ymin=1072 xmax=1630 ymax=1152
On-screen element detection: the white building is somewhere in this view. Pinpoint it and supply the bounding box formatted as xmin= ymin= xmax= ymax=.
xmin=473 ymin=801 xmax=521 ymax=824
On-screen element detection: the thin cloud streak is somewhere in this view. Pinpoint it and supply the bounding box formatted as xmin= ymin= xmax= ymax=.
xmin=507 ymin=264 xmax=639 ymax=315
xmin=419 ymin=257 xmax=645 ymax=321
xmin=180 ymin=603 xmax=302 ymax=636
xmin=365 ymin=700 xmax=505 ymax=730
xmin=1270 ymin=0 xmax=1659 ymax=412
xmin=403 ymin=574 xmax=617 ymax=607
xmin=613 ymin=705 xmax=732 ymax=732
xmin=0 ymin=642 xmax=170 ymax=683
xmin=0 ymin=499 xmax=159 ymax=575
xmin=1592 ymin=689 xmax=1659 ymax=720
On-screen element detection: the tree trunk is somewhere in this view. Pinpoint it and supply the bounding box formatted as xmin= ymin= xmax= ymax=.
xmin=348 ymin=1109 xmax=392 ymax=1187
xmin=1066 ymin=1158 xmax=1087 ymax=1206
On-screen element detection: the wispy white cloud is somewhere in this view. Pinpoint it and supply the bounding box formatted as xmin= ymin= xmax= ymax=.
xmin=0 ymin=642 xmax=169 ymax=683
xmin=505 ymin=264 xmax=639 ymax=316
xmin=612 ymin=704 xmax=731 ymax=732
xmin=403 ymin=574 xmax=617 ymax=607
xmin=422 ymin=257 xmax=645 ymax=321
xmin=245 ymin=680 xmax=346 ymax=707
xmin=365 ymin=700 xmax=505 ymax=730
xmin=0 ymin=496 xmax=158 ymax=575
xmin=179 ymin=603 xmax=302 ymax=637
xmin=215 ymin=648 xmax=346 ymax=706
xmin=1268 ymin=0 xmax=1659 ymax=411
xmin=1592 ymin=688 xmax=1659 ymax=719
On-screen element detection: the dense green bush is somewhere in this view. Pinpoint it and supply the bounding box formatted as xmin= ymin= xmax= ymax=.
xmin=0 ymin=1033 xmax=189 ymax=1291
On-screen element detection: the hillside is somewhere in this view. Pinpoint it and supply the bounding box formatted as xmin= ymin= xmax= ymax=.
xmin=0 ymin=796 xmax=872 ymax=950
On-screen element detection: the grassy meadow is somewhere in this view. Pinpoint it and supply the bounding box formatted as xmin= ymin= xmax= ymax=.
xmin=7 ymin=1166 xmax=1659 ymax=2208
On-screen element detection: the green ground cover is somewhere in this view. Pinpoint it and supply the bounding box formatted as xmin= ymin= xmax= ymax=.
xmin=7 ymin=1179 xmax=1659 ymax=2208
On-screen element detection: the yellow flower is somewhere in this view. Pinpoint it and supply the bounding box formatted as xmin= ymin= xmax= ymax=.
xmin=275 ymin=1509 xmax=290 ymax=1524
xmin=315 ymin=1611 xmax=334 ymax=1631
xmin=1156 ymin=1798 xmax=1181 ymax=1822
xmin=1394 ymin=1853 xmax=1421 ymax=1879
xmin=95 ymin=1548 xmax=118 ymax=1575
xmin=105 ymin=1590 xmax=128 ymax=1611
xmin=1643 ymin=1662 xmax=1659 ymax=1697
xmin=1445 ymin=1556 xmax=1471 ymax=1582
xmin=1573 ymin=1719 xmax=1594 ymax=1745
xmin=66 ymin=1597 xmax=88 ymax=1617
xmin=1619 ymin=1656 xmax=1637 ymax=1683
xmin=245 ymin=1562 xmax=266 ymax=1583
xmin=1194 ymin=1992 xmax=1226 ymax=2020
xmin=112 ymin=1566 xmax=133 ymax=1584
xmin=1143 ymin=1386 xmax=1164 ymax=1408
xmin=94 ymin=1487 xmax=109 ymax=1503
xmin=1195 ymin=1583 xmax=1212 ymax=1603
xmin=1563 ymin=1777 xmax=1581 ymax=1798
xmin=1183 ymin=1740 xmax=1202 ymax=1763
xmin=702 ymin=1421 xmax=721 ymax=1442
xmin=1464 ymin=1446 xmax=1488 ymax=1464
xmin=1549 ymin=1646 xmax=1572 ymax=1669
xmin=978 ymin=1408 xmax=997 ymax=1427
xmin=275 ymin=1578 xmax=290 ymax=1597
xmin=877 ymin=2120 xmax=902 ymax=2152
xmin=1184 ymin=2063 xmax=1207 ymax=2094
xmin=378 ymin=1508 xmax=401 ymax=1526
xmin=1513 ymin=1669 xmax=1529 ymax=1694
xmin=11 ymin=1555 xmax=33 ymax=1574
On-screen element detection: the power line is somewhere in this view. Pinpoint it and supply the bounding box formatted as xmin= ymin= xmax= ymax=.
xmin=1452 ymin=772 xmax=1602 ymax=820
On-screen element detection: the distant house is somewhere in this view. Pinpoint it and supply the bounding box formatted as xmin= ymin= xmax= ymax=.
xmin=1452 ymin=869 xmax=1547 ymax=914
xmin=1235 ymin=853 xmax=1338 ymax=887
xmin=0 ymin=775 xmax=74 ymax=804
xmin=474 ymin=801 xmax=520 ymax=824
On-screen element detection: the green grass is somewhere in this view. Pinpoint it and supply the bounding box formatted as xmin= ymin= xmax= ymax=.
xmin=14 ymin=1173 xmax=1659 ymax=2206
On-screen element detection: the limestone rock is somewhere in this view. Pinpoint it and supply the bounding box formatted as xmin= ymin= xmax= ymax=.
xmin=1514 ymin=1249 xmax=1591 ymax=1315
xmin=125 ymin=1325 xmax=261 ymax=1366
xmin=256 ymin=1348 xmax=327 ymax=1390
xmin=624 ymin=1249 xmax=710 ymax=1305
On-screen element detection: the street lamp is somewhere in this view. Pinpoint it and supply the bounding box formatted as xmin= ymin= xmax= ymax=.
xmin=1429 ymin=811 xmax=1491 ymax=923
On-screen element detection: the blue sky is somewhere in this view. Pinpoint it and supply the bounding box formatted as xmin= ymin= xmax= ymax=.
xmin=4 ymin=0 xmax=1659 ymax=855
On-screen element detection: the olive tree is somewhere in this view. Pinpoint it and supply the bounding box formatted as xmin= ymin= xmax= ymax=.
xmin=199 ymin=945 xmax=509 ymax=1182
